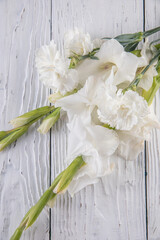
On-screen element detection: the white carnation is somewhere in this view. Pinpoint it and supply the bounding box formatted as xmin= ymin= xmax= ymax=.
xmin=64 ymin=28 xmax=94 ymax=57
xmin=98 ymin=89 xmax=149 ymax=131
xmin=117 ymin=110 xmax=160 ymax=160
xmin=97 ymin=70 xmax=151 ymax=131
xmin=36 ymin=40 xmax=79 ymax=95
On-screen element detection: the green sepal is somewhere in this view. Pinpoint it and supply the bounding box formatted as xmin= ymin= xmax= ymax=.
xmin=131 ymin=49 xmax=141 ymax=57
xmin=37 ymin=107 xmax=61 ymax=134
xmin=10 ymin=106 xmax=55 ymax=128
xmin=56 ymin=156 xmax=85 ymax=193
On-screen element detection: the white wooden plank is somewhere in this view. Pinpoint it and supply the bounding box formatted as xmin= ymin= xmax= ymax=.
xmin=145 ymin=1 xmax=160 ymax=239
xmin=0 ymin=0 xmax=51 ymax=239
xmin=51 ymin=0 xmax=146 ymax=239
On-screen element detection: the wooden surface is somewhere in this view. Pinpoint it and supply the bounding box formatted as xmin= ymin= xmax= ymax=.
xmin=0 ymin=0 xmax=160 ymax=239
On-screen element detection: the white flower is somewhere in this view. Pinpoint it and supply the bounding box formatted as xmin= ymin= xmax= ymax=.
xmin=141 ymin=39 xmax=156 ymax=64
xmin=55 ymin=76 xmax=103 ymax=122
xmin=117 ymin=109 xmax=160 ymax=160
xmin=36 ymin=40 xmax=79 ymax=95
xmin=137 ymin=39 xmax=158 ymax=91
xmin=66 ymin=115 xmax=119 ymax=196
xmin=138 ymin=65 xmax=157 ymax=91
xmin=76 ymin=39 xmax=144 ymax=86
xmin=98 ymin=89 xmax=150 ymax=131
xmin=94 ymin=71 xmax=160 ymax=160
xmin=56 ymin=76 xmax=119 ymax=194
xmin=92 ymin=38 xmax=105 ymax=49
xmin=96 ymin=70 xmax=151 ymax=131
xmin=64 ymin=28 xmax=94 ymax=57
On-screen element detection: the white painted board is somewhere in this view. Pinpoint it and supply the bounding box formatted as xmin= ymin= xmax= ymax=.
xmin=1 ymin=0 xmax=160 ymax=240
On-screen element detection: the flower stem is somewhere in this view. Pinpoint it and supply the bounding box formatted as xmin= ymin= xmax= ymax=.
xmin=142 ymin=76 xmax=160 ymax=105
xmin=123 ymin=50 xmax=160 ymax=93
xmin=0 ymin=106 xmax=56 ymax=152
xmin=10 ymin=156 xmax=85 ymax=240
xmin=142 ymin=58 xmax=160 ymax=105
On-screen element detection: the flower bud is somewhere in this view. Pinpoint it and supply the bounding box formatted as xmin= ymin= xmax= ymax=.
xmin=10 ymin=106 xmax=55 ymax=128
xmin=0 ymin=125 xmax=29 ymax=152
xmin=54 ymin=156 xmax=85 ymax=194
xmin=37 ymin=107 xmax=61 ymax=134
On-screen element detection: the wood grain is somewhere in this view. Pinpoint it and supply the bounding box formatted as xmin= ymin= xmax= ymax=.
xmin=51 ymin=1 xmax=146 ymax=239
xmin=145 ymin=1 xmax=160 ymax=239
xmin=2 ymin=0 xmax=160 ymax=239
xmin=0 ymin=0 xmax=51 ymax=239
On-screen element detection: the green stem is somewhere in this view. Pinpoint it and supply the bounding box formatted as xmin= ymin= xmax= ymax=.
xmin=142 ymin=75 xmax=160 ymax=105
xmin=0 ymin=106 xmax=56 ymax=152
xmin=0 ymin=125 xmax=29 ymax=152
xmin=10 ymin=156 xmax=85 ymax=240
xmin=123 ymin=50 xmax=160 ymax=93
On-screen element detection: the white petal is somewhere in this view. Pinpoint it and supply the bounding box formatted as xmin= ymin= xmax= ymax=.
xmin=36 ymin=41 xmax=79 ymax=94
xmin=138 ymin=65 xmax=157 ymax=91
xmin=66 ymin=117 xmax=118 ymax=195
xmin=64 ymin=28 xmax=93 ymax=57
xmin=117 ymin=131 xmax=144 ymax=160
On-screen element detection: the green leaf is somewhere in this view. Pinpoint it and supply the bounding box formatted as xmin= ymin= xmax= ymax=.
xmin=104 ymin=26 xmax=160 ymax=52
xmin=90 ymin=56 xmax=99 ymax=60
xmin=143 ymin=26 xmax=160 ymax=38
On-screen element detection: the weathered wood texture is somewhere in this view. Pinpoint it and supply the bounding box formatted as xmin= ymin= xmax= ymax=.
xmin=0 ymin=1 xmax=51 ymax=239
xmin=0 ymin=0 xmax=160 ymax=240
xmin=145 ymin=1 xmax=160 ymax=239
xmin=51 ymin=1 xmax=146 ymax=240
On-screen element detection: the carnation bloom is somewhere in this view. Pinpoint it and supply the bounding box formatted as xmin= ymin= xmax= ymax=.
xmin=117 ymin=109 xmax=160 ymax=160
xmin=97 ymin=88 xmax=150 ymax=131
xmin=96 ymin=71 xmax=160 ymax=160
xmin=64 ymin=28 xmax=94 ymax=57
xmin=35 ymin=40 xmax=78 ymax=95
xmin=97 ymin=70 xmax=158 ymax=131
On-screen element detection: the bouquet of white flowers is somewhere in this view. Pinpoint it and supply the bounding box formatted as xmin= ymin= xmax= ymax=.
xmin=1 ymin=26 xmax=160 ymax=240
